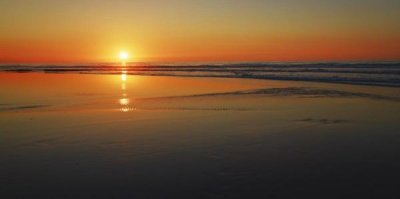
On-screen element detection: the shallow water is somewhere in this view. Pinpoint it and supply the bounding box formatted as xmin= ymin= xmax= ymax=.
xmin=1 ymin=72 xmax=400 ymax=198
xmin=2 ymin=62 xmax=400 ymax=87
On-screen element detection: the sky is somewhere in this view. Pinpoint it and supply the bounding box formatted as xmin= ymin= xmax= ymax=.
xmin=0 ymin=0 xmax=399 ymax=63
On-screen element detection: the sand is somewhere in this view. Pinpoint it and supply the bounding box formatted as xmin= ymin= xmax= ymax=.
xmin=1 ymin=72 xmax=400 ymax=198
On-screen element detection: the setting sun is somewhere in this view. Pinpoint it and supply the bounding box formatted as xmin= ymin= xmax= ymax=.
xmin=1 ymin=1 xmax=400 ymax=198
xmin=119 ymin=52 xmax=129 ymax=60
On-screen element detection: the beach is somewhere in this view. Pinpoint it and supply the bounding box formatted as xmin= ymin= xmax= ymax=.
xmin=1 ymin=71 xmax=400 ymax=198
xmin=2 ymin=0 xmax=400 ymax=197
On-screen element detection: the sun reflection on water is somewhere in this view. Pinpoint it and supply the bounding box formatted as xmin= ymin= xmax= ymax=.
xmin=119 ymin=98 xmax=129 ymax=106
xmin=119 ymin=69 xmax=135 ymax=112
xmin=121 ymin=73 xmax=127 ymax=81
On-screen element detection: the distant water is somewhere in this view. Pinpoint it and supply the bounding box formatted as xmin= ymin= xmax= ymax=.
xmin=1 ymin=62 xmax=400 ymax=87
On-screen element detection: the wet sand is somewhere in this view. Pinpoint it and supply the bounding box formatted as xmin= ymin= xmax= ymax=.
xmin=1 ymin=72 xmax=400 ymax=198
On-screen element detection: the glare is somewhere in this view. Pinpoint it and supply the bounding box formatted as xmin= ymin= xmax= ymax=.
xmin=121 ymin=107 xmax=129 ymax=112
xmin=119 ymin=52 xmax=129 ymax=60
xmin=119 ymin=98 xmax=129 ymax=106
xmin=121 ymin=73 xmax=127 ymax=81
xmin=120 ymin=107 xmax=134 ymax=112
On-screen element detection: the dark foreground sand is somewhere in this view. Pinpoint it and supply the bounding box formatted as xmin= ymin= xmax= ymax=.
xmin=1 ymin=72 xmax=400 ymax=198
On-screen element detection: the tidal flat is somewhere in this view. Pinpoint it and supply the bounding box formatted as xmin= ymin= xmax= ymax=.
xmin=1 ymin=72 xmax=400 ymax=198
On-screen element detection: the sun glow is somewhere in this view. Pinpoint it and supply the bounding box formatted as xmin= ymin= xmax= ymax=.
xmin=121 ymin=73 xmax=127 ymax=81
xmin=119 ymin=52 xmax=129 ymax=60
xmin=119 ymin=98 xmax=130 ymax=106
xmin=118 ymin=68 xmax=134 ymax=112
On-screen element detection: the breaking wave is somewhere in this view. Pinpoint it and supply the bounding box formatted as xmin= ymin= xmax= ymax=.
xmin=1 ymin=62 xmax=400 ymax=87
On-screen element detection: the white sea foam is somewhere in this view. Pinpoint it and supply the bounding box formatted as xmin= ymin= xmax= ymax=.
xmin=1 ymin=62 xmax=400 ymax=87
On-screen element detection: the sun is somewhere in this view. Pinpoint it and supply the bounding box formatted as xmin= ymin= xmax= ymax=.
xmin=119 ymin=51 xmax=129 ymax=60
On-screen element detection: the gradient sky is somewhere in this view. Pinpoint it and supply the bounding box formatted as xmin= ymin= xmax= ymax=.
xmin=0 ymin=0 xmax=399 ymax=63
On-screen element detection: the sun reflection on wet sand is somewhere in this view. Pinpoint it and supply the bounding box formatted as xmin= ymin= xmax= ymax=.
xmin=119 ymin=68 xmax=135 ymax=112
xmin=119 ymin=98 xmax=129 ymax=105
xmin=121 ymin=73 xmax=127 ymax=81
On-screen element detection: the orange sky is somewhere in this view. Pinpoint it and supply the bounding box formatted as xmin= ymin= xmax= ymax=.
xmin=1 ymin=0 xmax=399 ymax=63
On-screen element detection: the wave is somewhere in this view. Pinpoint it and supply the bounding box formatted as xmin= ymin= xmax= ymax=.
xmin=1 ymin=62 xmax=400 ymax=87
xmin=139 ymin=87 xmax=400 ymax=102
xmin=0 ymin=104 xmax=49 ymax=111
